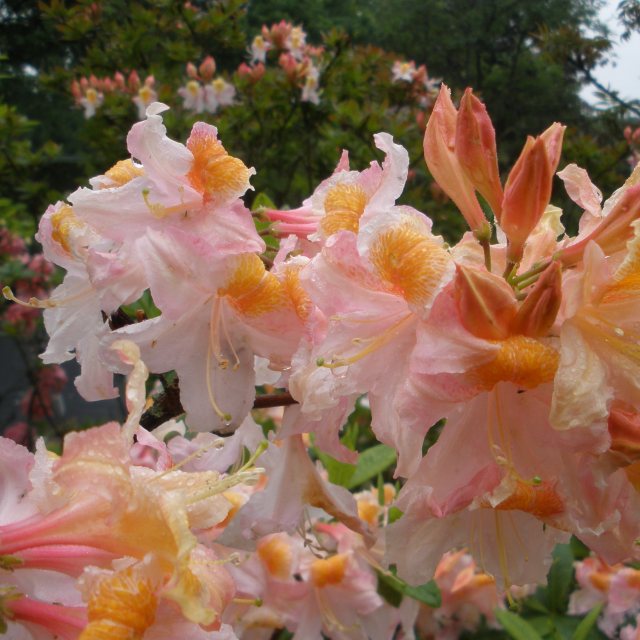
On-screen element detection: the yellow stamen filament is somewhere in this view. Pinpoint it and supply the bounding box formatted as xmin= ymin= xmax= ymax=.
xmin=320 ymin=183 xmax=368 ymax=236
xmin=369 ymin=223 xmax=450 ymax=306
xmin=187 ymin=130 xmax=251 ymax=202
xmin=320 ymin=312 xmax=414 ymax=368
xmin=80 ymin=569 xmax=156 ymax=640
xmin=257 ymin=536 xmax=293 ymax=579
xmin=310 ymin=554 xmax=348 ymax=588
xmin=219 ymin=254 xmax=283 ymax=317
xmin=3 ymin=285 xmax=92 ymax=310
xmin=103 ymin=159 xmax=144 ymax=188
xmin=471 ymin=335 xmax=559 ymax=390
xmin=205 ymin=297 xmax=232 ymax=423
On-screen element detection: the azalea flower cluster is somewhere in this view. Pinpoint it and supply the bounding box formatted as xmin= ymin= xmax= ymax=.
xmin=0 ymin=346 xmax=500 ymax=639
xmin=71 ymin=71 xmax=157 ymax=120
xmin=570 ymin=556 xmax=640 ymax=638
xmin=177 ymin=56 xmax=237 ymax=115
xmin=243 ymin=20 xmax=324 ymax=105
xmin=391 ymin=60 xmax=440 ymax=109
xmin=5 ymin=81 xmax=640 ymax=636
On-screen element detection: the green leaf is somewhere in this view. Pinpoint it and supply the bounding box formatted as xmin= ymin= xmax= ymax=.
xmin=377 ymin=572 xmax=404 ymax=608
xmin=346 ymin=444 xmax=396 ymax=489
xmin=315 ymin=451 xmax=356 ymax=487
xmin=402 ymin=580 xmax=441 ymax=607
xmin=251 ymin=192 xmax=276 ymax=211
xmin=376 ymin=570 xmax=441 ymax=608
xmin=546 ymin=543 xmax=575 ymax=613
xmin=388 ymin=506 xmax=403 ymax=523
xmin=495 ymin=609 xmax=544 ymax=640
xmin=572 ymin=603 xmax=604 ymax=640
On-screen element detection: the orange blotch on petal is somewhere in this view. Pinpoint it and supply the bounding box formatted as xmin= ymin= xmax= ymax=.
xmin=320 ymin=183 xmax=368 ymax=236
xmin=471 ymin=335 xmax=559 ymax=390
xmin=80 ymin=569 xmax=157 ymax=640
xmin=310 ymin=553 xmax=348 ymax=588
xmin=491 ymin=479 xmax=564 ymax=519
xmin=103 ymin=159 xmax=144 ymax=188
xmin=257 ymin=535 xmax=293 ymax=580
xmin=219 ymin=254 xmax=284 ymax=317
xmin=369 ymin=223 xmax=450 ymax=306
xmin=186 ymin=123 xmax=252 ymax=204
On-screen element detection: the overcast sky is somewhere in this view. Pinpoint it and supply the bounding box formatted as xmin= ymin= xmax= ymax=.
xmin=580 ymin=0 xmax=640 ymax=106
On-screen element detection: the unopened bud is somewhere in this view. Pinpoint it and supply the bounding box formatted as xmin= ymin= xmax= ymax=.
xmin=424 ymin=85 xmax=487 ymax=232
xmin=199 ymin=55 xmax=216 ymax=81
xmin=501 ymin=137 xmax=552 ymax=264
xmin=454 ymin=264 xmax=517 ymax=339
xmin=186 ymin=62 xmax=198 ymax=79
xmin=510 ymin=261 xmax=562 ymax=337
xmin=456 ymin=88 xmax=503 ymax=217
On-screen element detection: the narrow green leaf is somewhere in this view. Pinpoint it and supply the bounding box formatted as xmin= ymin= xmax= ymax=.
xmin=402 ymin=580 xmax=441 ymax=607
xmin=495 ymin=609 xmax=544 ymax=640
xmin=572 ymin=603 xmax=604 ymax=640
xmin=376 ymin=572 xmax=403 ymax=608
xmin=315 ymin=451 xmax=356 ymax=487
xmin=546 ymin=543 xmax=575 ymax=613
xmin=346 ymin=444 xmax=396 ymax=489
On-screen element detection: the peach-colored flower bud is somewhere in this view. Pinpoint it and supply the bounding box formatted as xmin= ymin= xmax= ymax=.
xmin=144 ymin=74 xmax=155 ymax=87
xmin=501 ymin=137 xmax=553 ymax=263
xmin=237 ymin=62 xmax=265 ymax=83
xmin=128 ymin=70 xmax=140 ymax=92
xmin=279 ymin=52 xmax=298 ymax=81
xmin=79 ymin=76 xmax=89 ymax=90
xmin=539 ymin=122 xmax=565 ymax=171
xmin=186 ymin=61 xmax=198 ymax=79
xmin=454 ymin=264 xmax=518 ymax=339
xmin=89 ymin=74 xmax=99 ymax=88
xmin=113 ymin=71 xmax=125 ymax=90
xmin=510 ymin=261 xmax=562 ymax=337
xmin=70 ymin=80 xmax=82 ymax=100
xmin=102 ymin=78 xmax=114 ymax=92
xmin=199 ymin=55 xmax=216 ymax=81
xmin=455 ymin=88 xmax=503 ymax=217
xmin=559 ymin=182 xmax=640 ymax=266
xmin=424 ymin=85 xmax=487 ymax=232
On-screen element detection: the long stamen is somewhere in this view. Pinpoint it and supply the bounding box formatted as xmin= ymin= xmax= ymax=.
xmin=319 ymin=313 xmax=414 ymax=369
xmin=2 ymin=286 xmax=92 ymax=309
xmin=205 ymin=298 xmax=232 ymax=423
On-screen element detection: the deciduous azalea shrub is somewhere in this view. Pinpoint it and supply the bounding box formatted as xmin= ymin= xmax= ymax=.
xmin=4 ymin=82 xmax=640 ymax=639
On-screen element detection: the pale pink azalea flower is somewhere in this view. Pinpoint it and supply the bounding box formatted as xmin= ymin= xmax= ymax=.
xmin=220 ymin=435 xmax=371 ymax=546
xmin=288 ymin=205 xmax=453 ymax=474
xmin=78 ymin=87 xmax=103 ymax=119
xmin=205 ymin=78 xmax=236 ymax=113
xmin=250 ymin=34 xmax=271 ymax=63
xmin=132 ymin=76 xmax=158 ymax=119
xmin=266 ymin=133 xmax=410 ymax=245
xmin=392 ymin=60 xmax=416 ymax=82
xmin=112 ymin=228 xmax=307 ymax=433
xmin=285 ymin=26 xmax=307 ymax=60
xmin=179 ymin=79 xmax=206 ymax=113
xmin=301 ymin=65 xmax=321 ymax=105
xmin=416 ymin=550 xmax=501 ymax=639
